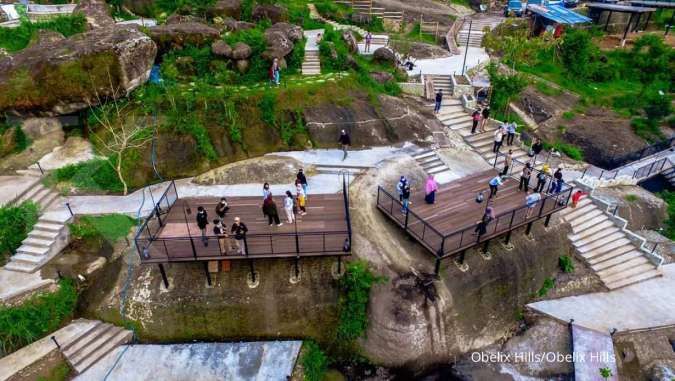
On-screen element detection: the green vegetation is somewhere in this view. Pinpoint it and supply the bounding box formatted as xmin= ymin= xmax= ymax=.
xmin=0 ymin=14 xmax=86 ymax=52
xmin=535 ymin=81 xmax=562 ymax=97
xmin=537 ymin=277 xmax=555 ymax=297
xmin=37 ymin=362 xmax=71 ymax=381
xmin=624 ymin=194 xmax=638 ymax=202
xmin=558 ymin=255 xmax=574 ymax=273
xmin=0 ymin=201 xmax=39 ymax=265
xmin=0 ymin=123 xmax=31 ymax=157
xmin=658 ymin=191 xmax=675 ymax=240
xmin=45 ymin=159 xmax=125 ymax=194
xmin=336 ymin=261 xmax=383 ymax=347
xmin=301 ymin=341 xmax=329 ymax=381
xmin=543 ymin=141 xmax=584 ymax=161
xmin=487 ymin=63 xmax=527 ymax=122
xmin=561 ymin=111 xmax=575 ymax=120
xmin=0 ymin=279 xmax=78 ymax=356
xmin=70 ymin=214 xmax=136 ymax=244
xmin=599 ymin=367 xmax=612 ymax=380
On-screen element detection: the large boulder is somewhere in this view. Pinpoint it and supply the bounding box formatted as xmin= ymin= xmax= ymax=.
xmin=373 ymin=47 xmax=396 ymax=65
xmin=341 ymin=30 xmax=358 ymax=53
xmin=262 ymin=23 xmax=302 ymax=60
xmin=74 ymin=0 xmax=115 ymax=29
xmin=148 ymin=22 xmax=221 ymax=54
xmin=369 ymin=71 xmax=394 ymax=84
xmin=0 ymin=26 xmax=157 ymax=116
xmin=211 ymin=40 xmax=232 ymax=58
xmin=165 ymin=14 xmax=207 ymax=25
xmin=231 ymin=42 xmax=252 ymax=60
xmin=222 ymin=18 xmax=256 ymax=32
xmin=207 ymin=0 xmax=241 ymax=19
xmin=252 ymin=4 xmax=288 ymax=23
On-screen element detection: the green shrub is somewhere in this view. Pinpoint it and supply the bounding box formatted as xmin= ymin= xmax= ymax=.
xmin=659 ymin=191 xmax=675 ymax=240
xmin=69 ymin=214 xmax=135 ymax=244
xmin=544 ymin=141 xmax=584 ymax=161
xmin=0 ymin=201 xmax=39 ymax=265
xmin=0 ymin=279 xmax=78 ymax=356
xmin=559 ymin=29 xmax=595 ymax=79
xmin=624 ymin=194 xmax=638 ymax=202
xmin=0 ymin=14 xmax=86 ymax=52
xmin=562 ymin=111 xmax=575 ymax=120
xmin=537 ymin=277 xmax=555 ymax=297
xmin=301 ymin=341 xmax=328 ymax=381
xmin=631 ymin=117 xmax=663 ymax=143
xmin=336 ymin=261 xmax=383 ymax=343
xmin=48 ymin=159 xmax=124 ymax=193
xmin=536 ymin=81 xmax=562 ymax=97
xmin=558 ymin=255 xmax=574 ymax=273
xmin=223 ymin=23 xmax=271 ymax=84
xmin=487 ymin=63 xmax=527 ymax=117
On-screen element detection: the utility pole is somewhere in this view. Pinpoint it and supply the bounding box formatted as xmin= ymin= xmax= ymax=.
xmin=461 ymin=19 xmax=473 ymax=76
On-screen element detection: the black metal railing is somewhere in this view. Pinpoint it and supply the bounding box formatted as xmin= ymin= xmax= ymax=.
xmin=134 ymin=180 xmax=178 ymax=245
xmin=632 ymin=157 xmax=671 ymax=180
xmin=611 ymin=137 xmax=675 ymax=168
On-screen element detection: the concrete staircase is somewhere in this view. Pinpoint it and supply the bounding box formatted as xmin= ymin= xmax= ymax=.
xmin=4 ymin=211 xmax=72 ymax=273
xmin=559 ymin=198 xmax=661 ymax=290
xmin=427 ymin=74 xmax=453 ymax=95
xmin=457 ymin=16 xmax=504 ymax=48
xmin=412 ymin=148 xmax=453 ymax=183
xmin=61 ymin=320 xmax=133 ymax=374
xmin=10 ymin=176 xmax=60 ymax=211
xmin=302 ymin=50 xmax=321 ymax=75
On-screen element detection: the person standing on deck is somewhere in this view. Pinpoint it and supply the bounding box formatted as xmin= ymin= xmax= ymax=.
xmin=397 ymin=176 xmax=408 ymax=201
xmin=262 ymin=194 xmax=283 ymax=226
xmin=552 ymin=166 xmax=564 ymax=194
xmin=215 ymin=197 xmax=230 ymax=219
xmin=338 ymin=129 xmax=351 ymax=161
xmin=262 ymin=182 xmax=271 ymax=200
xmin=230 ymin=217 xmax=248 ymax=255
xmin=473 ymin=206 xmax=494 ymax=236
xmin=213 ymin=218 xmax=231 ymax=254
xmin=493 ymin=126 xmax=504 ymax=153
xmin=284 ymin=190 xmax=295 ymax=223
xmin=296 ymin=180 xmax=307 ymax=215
xmin=296 ymin=168 xmax=309 ymax=201
xmin=401 ymin=183 xmax=411 ymax=213
xmin=425 ymin=175 xmax=438 ymax=204
xmin=519 ymin=163 xmax=532 ymax=192
xmin=196 ymin=206 xmax=209 ymax=245
xmin=488 ymin=175 xmax=504 ymax=199
xmin=480 ymin=106 xmax=490 ymax=132
xmin=506 ymin=122 xmax=516 ymax=146
xmin=434 ymin=89 xmax=443 ymax=114
xmin=534 ymin=167 xmax=548 ymax=193
xmin=471 ymin=108 xmax=481 ymax=134
xmin=365 ymin=31 xmax=372 ymax=52
xmin=502 ymin=150 xmax=513 ymax=176
xmin=525 ymin=191 xmax=542 ymax=218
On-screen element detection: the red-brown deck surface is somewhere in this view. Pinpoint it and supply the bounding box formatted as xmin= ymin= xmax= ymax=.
xmin=139 ymin=193 xmax=350 ymax=262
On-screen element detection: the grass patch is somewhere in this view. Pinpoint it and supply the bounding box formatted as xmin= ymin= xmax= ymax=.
xmin=69 ymin=214 xmax=136 ymax=244
xmin=559 ymin=255 xmax=574 ymax=273
xmin=0 ymin=14 xmax=86 ymax=52
xmin=535 ymin=81 xmax=563 ymax=97
xmin=0 ymin=278 xmax=78 ymax=356
xmin=37 ymin=361 xmax=71 ymax=381
xmin=537 ymin=277 xmax=555 ymax=297
xmin=544 ymin=141 xmax=584 ymax=161
xmin=562 ymin=111 xmax=575 ymax=120
xmin=624 ymin=194 xmax=638 ymax=202
xmin=0 ymin=201 xmax=39 ymax=265
xmin=45 ymin=159 xmax=124 ymax=194
xmin=301 ymin=341 xmax=328 ymax=381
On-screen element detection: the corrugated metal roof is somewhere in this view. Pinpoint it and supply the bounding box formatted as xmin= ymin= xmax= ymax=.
xmin=527 ymin=3 xmax=592 ymax=24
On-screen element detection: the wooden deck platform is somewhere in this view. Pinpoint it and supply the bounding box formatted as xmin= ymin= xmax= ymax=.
xmin=137 ymin=193 xmax=350 ymax=263
xmin=377 ymin=169 xmax=572 ymax=260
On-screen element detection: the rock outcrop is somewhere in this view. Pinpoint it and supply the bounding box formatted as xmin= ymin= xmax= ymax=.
xmin=252 ymin=4 xmax=288 ymax=23
xmin=211 ymin=40 xmax=232 ymax=58
xmin=28 ymin=30 xmax=65 ymax=48
xmin=74 ymin=0 xmax=115 ymax=29
xmin=373 ymin=47 xmax=395 ymax=64
xmin=342 ymin=30 xmax=358 ymax=53
xmin=148 ymin=22 xmax=221 ymax=53
xmin=231 ymin=42 xmax=252 ymax=60
xmin=0 ymin=26 xmax=157 ymax=116
xmin=122 ymin=0 xmax=155 ymax=18
xmin=262 ymin=22 xmax=302 ymax=60
xmin=207 ymin=0 xmax=241 ymax=19
xmin=222 ymin=18 xmax=255 ymax=32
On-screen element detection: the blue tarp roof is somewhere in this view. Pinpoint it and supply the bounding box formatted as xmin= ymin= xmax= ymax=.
xmin=508 ymin=0 xmax=523 ymax=10
xmin=527 ymin=3 xmax=592 ymax=24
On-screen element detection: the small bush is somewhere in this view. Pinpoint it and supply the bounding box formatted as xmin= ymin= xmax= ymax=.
xmin=0 ymin=201 xmax=40 ymax=265
xmin=0 ymin=279 xmax=78 ymax=356
xmin=336 ymin=261 xmax=383 ymax=343
xmin=631 ymin=117 xmax=663 ymax=143
xmin=545 ymin=141 xmax=584 ymax=161
xmin=69 ymin=214 xmax=136 ymax=244
xmin=624 ymin=194 xmax=638 ymax=202
xmin=0 ymin=14 xmax=86 ymax=52
xmin=47 ymin=159 xmax=125 ymax=193
xmin=559 ymin=255 xmax=574 ymax=273
xmin=561 ymin=111 xmax=575 ymax=120
xmin=301 ymin=341 xmax=328 ymax=381
xmin=537 ymin=277 xmax=555 ymax=297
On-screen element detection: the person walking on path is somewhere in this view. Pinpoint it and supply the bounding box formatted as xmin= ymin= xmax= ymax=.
xmin=424 ymin=175 xmax=438 ymax=204
xmin=525 ymin=191 xmax=542 ymax=218
xmin=471 ymin=108 xmax=481 ymax=134
xmin=230 ymin=217 xmax=248 ymax=255
xmin=215 ymin=197 xmax=230 ymax=219
xmin=506 ymin=122 xmax=516 ymax=146
xmin=571 ymin=190 xmax=588 ymax=208
xmin=296 ymin=168 xmax=309 ymax=200
xmin=284 ymin=190 xmax=296 ymax=223
xmin=502 ymin=150 xmax=513 ymax=176
xmin=530 ymin=138 xmax=543 ymax=164
xmin=213 ymin=218 xmax=232 ymax=254
xmin=552 ymin=166 xmax=564 ymax=194
xmin=474 ymin=206 xmax=494 ymax=237
xmin=263 ymin=182 xmax=271 ymax=200
xmin=534 ymin=166 xmax=549 ymax=193
xmin=493 ymin=126 xmax=504 ymax=153
xmin=488 ymin=175 xmax=504 ymax=199
xmin=519 ymin=163 xmax=532 ymax=191
xmin=262 ymin=194 xmax=283 ymax=226
xmin=270 ymin=58 xmax=281 ymax=86
xmin=396 ymin=176 xmax=408 ymax=201
xmin=480 ymin=106 xmax=490 ymax=132
xmin=338 ymin=129 xmax=351 ymax=161
xmin=196 ymin=206 xmax=209 ymax=245
xmin=434 ymin=89 xmax=443 ymax=114
xmin=365 ymin=31 xmax=372 ymax=52
xmin=401 ymin=183 xmax=411 ymax=213
xmin=296 ymin=180 xmax=307 ymax=215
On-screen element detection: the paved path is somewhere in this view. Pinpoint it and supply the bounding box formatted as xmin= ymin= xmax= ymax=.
xmin=407 ymin=47 xmax=489 ymax=77
xmin=77 ymin=341 xmax=302 ymax=381
xmin=572 ymin=324 xmax=619 ymax=381
xmin=528 ymin=263 xmax=675 ymax=333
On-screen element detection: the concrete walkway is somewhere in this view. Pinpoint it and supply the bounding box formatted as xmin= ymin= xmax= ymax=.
xmin=407 ymin=47 xmax=489 ymax=77
xmin=572 ymin=324 xmax=619 ymax=381
xmin=528 ymin=263 xmax=675 ymax=333
xmin=577 ymin=148 xmax=675 ymax=189
xmin=77 ymin=341 xmax=302 ymax=381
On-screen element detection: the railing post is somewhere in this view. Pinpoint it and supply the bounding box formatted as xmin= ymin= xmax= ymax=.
xmin=404 ymin=208 xmax=410 ymax=230
xmin=537 ymin=195 xmax=547 ymax=217
xmin=599 ymin=170 xmax=604 ymax=179
xmin=189 ymin=237 xmax=197 ymax=260
xmin=243 ymin=236 xmax=249 ymax=257
xmin=203 ymin=262 xmax=212 ymax=286
xmin=158 ymin=263 xmax=169 ymax=288
xmin=525 ymin=221 xmax=534 ymax=236
xmin=581 ymin=168 xmax=587 ymax=178
xmin=36 ymin=161 xmax=44 ymax=175
xmin=51 ymin=336 xmax=61 ymax=350
xmin=249 ymin=260 xmax=256 ymax=283
xmin=65 ymin=202 xmax=74 ymax=218
xmin=434 ymin=257 xmax=441 ymax=277
xmin=493 ymin=153 xmax=498 ymax=168
xmin=544 ymin=214 xmax=552 ymax=227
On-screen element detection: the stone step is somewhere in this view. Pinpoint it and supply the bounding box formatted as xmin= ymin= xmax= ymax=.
xmin=3 ymin=261 xmax=37 ymax=273
xmin=16 ymin=244 xmax=50 ymax=256
xmin=417 ymin=155 xmax=441 ymax=165
xmin=412 ymin=150 xmax=435 ymax=160
xmin=40 ymin=192 xmax=60 ymax=210
xmin=17 ymin=183 xmax=46 ymax=205
xmin=568 ymin=220 xmax=615 ymax=241
xmin=61 ymin=321 xmax=103 ymax=353
xmin=421 ymin=159 xmax=444 ymax=169
xmin=16 ymin=168 xmax=44 ymax=177
xmin=428 ymin=166 xmax=451 ymax=175
xmin=572 ymin=225 xmax=620 ymax=246
xmin=563 ymin=203 xmax=597 ymax=222
xmin=605 ymin=269 xmax=660 ymax=290
xmin=582 ymin=238 xmax=632 ymax=260
xmin=72 ymin=329 xmax=133 ymax=374
xmin=559 ymin=198 xmax=592 ymax=217
xmin=568 ymin=209 xmax=605 ymax=229
xmin=572 ymin=214 xmax=608 ymax=234
xmin=588 ymin=245 xmax=637 ymax=266
xmin=29 ymin=229 xmax=61 ymax=240
xmin=595 ymin=256 xmax=649 ymax=278
xmin=423 ymin=163 xmax=447 ymax=173
xmin=10 ymin=253 xmax=43 ymax=265
xmin=65 ymin=324 xmax=118 ymax=361
xmin=21 ymin=236 xmax=54 ymax=248
xmin=34 ymin=221 xmax=64 ymax=232
xmin=576 ymin=231 xmax=626 ymax=253
xmin=446 ymin=120 xmax=474 ymax=131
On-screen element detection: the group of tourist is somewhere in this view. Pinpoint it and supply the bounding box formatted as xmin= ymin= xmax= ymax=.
xmin=194 ymin=169 xmax=312 ymax=255
xmin=492 ymin=121 xmax=519 ymax=153
xmin=471 ymin=106 xmax=490 ymax=134
xmin=396 ymin=174 xmax=440 ymax=213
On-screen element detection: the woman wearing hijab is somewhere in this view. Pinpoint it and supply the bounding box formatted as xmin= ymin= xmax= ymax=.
xmin=396 ymin=176 xmax=407 ymax=201
xmin=424 ymin=175 xmax=438 ymax=204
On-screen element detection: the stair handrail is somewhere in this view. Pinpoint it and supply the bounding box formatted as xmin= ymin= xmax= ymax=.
xmin=573 ymin=182 xmax=665 ymax=268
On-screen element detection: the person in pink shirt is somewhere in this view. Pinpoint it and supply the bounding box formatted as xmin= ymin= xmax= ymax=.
xmin=424 ymin=175 xmax=439 ymax=204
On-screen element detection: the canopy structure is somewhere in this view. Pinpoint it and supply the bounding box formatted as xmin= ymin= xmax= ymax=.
xmin=587 ymin=2 xmax=658 ymax=38
xmin=527 ymin=3 xmax=593 ymax=24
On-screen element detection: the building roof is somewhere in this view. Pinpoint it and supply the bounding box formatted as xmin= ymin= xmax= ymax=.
xmin=527 ymin=3 xmax=593 ymax=24
xmin=628 ymin=0 xmax=675 ymax=9
xmin=586 ymin=2 xmax=657 ymax=12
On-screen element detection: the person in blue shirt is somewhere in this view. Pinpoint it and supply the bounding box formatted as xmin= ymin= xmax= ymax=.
xmin=488 ymin=175 xmax=504 ymax=199
xmin=506 ymin=122 xmax=517 ymax=146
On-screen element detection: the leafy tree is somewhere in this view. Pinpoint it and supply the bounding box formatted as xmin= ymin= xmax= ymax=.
xmin=486 ymin=63 xmax=527 ymax=117
xmin=558 ymin=29 xmax=595 ymax=79
xmin=630 ymin=34 xmax=674 ymax=84
xmin=642 ymin=81 xmax=672 ymax=123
